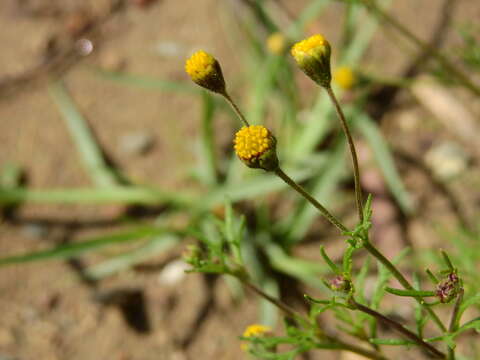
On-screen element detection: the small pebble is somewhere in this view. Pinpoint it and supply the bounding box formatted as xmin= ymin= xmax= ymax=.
xmin=118 ymin=132 xmax=155 ymax=156
xmin=157 ymin=260 xmax=189 ymax=286
xmin=21 ymin=223 xmax=48 ymax=239
xmin=424 ymin=142 xmax=469 ymax=180
xmin=154 ymin=42 xmax=186 ymax=58
xmin=75 ymin=38 xmax=94 ymax=56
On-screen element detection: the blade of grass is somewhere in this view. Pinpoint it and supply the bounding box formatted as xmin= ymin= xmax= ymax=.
xmin=90 ymin=67 xmax=202 ymax=95
xmin=0 ymin=227 xmax=167 ymax=266
xmin=286 ymin=0 xmax=330 ymax=38
xmin=354 ymin=112 xmax=414 ymax=213
xmin=197 ymin=92 xmax=219 ymax=185
xmin=0 ymin=186 xmax=192 ymax=206
xmin=247 ymin=54 xmax=284 ymax=125
xmin=85 ymin=234 xmax=179 ymax=279
xmin=49 ymin=81 xmax=121 ymax=187
xmin=265 ymin=242 xmax=327 ymax=289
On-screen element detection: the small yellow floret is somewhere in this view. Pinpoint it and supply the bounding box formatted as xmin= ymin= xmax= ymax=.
xmin=234 ymin=125 xmax=272 ymax=160
xmin=334 ymin=66 xmax=356 ymax=90
xmin=185 ymin=50 xmax=216 ymax=82
xmin=266 ymin=32 xmax=286 ymax=55
xmin=291 ymin=34 xmax=328 ymax=57
xmin=243 ymin=324 xmax=272 ymax=338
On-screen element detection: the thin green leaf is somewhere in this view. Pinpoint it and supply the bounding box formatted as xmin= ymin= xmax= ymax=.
xmin=49 ymin=81 xmax=121 ymax=187
xmin=356 ymin=257 xmax=371 ymax=303
xmin=86 ymin=234 xmax=179 ymax=279
xmin=369 ymin=338 xmax=416 ymax=346
xmin=247 ymin=55 xmax=284 ymax=125
xmin=458 ymin=293 xmax=480 ymax=319
xmin=355 ymin=112 xmax=413 ymax=213
xmin=385 ymin=287 xmax=436 ymax=297
xmin=319 ymin=245 xmax=341 ymax=275
xmin=342 ymin=244 xmax=356 ymax=276
xmin=0 ymin=227 xmax=166 ymax=266
xmin=197 ymin=92 xmax=218 ymax=185
xmin=0 ymin=186 xmax=191 ymax=206
xmin=426 ymin=268 xmax=440 ymax=284
xmin=286 ymin=0 xmax=329 ymax=38
xmin=456 ymin=317 xmax=480 ymax=334
xmin=440 ymin=249 xmax=455 ymax=272
xmin=91 ymin=67 xmax=201 ymax=94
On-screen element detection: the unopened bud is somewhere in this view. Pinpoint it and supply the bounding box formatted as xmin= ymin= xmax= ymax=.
xmin=291 ymin=34 xmax=332 ymax=88
xmin=329 ymin=275 xmax=351 ymax=293
xmin=436 ymin=273 xmax=460 ymax=303
xmin=185 ymin=50 xmax=226 ymax=94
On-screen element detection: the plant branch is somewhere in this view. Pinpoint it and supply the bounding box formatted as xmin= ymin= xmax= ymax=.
xmin=350 ymin=298 xmax=446 ymax=359
xmin=243 ymin=280 xmax=389 ymax=360
xmin=324 ymin=335 xmax=390 ymax=360
xmin=362 ymin=240 xmax=447 ymax=332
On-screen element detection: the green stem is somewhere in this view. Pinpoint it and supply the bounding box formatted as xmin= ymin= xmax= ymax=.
xmin=359 ymin=0 xmax=480 ymax=97
xmin=274 ymin=167 xmax=349 ymax=233
xmin=325 ymin=86 xmax=364 ymax=223
xmin=222 ymin=92 xmax=250 ymax=127
xmin=242 ymin=281 xmax=299 ymax=319
xmin=243 ymin=280 xmax=389 ymax=360
xmin=350 ymin=299 xmax=446 ymax=359
xmin=363 ymin=240 xmax=447 ymax=332
xmin=447 ymin=288 xmax=464 ymax=360
xmin=324 ymin=336 xmax=389 ymax=360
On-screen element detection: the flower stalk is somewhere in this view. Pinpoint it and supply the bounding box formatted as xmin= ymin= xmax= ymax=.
xmin=325 ymin=86 xmax=364 ymax=223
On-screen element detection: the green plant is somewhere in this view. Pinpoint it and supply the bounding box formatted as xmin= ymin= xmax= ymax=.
xmin=183 ymin=30 xmax=479 ymax=359
xmin=0 ymin=1 xmax=478 ymax=358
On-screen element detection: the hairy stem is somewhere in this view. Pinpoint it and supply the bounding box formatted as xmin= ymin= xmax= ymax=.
xmin=325 ymin=86 xmax=364 ymax=223
xmin=351 ymin=299 xmax=446 ymax=358
xmin=274 ymin=167 xmax=349 ymax=233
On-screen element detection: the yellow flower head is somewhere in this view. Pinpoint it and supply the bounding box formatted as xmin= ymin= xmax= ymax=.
xmin=240 ymin=324 xmax=273 ymax=352
xmin=243 ymin=324 xmax=272 ymax=338
xmin=333 ymin=66 xmax=357 ymax=90
xmin=234 ymin=125 xmax=278 ymax=171
xmin=266 ymin=32 xmax=287 ymax=55
xmin=185 ymin=50 xmax=226 ymax=94
xmin=291 ymin=34 xmax=331 ymax=87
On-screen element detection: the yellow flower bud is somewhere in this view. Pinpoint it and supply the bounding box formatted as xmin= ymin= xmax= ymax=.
xmin=266 ymin=32 xmax=287 ymax=55
xmin=234 ymin=125 xmax=278 ymax=171
xmin=333 ymin=66 xmax=357 ymax=90
xmin=241 ymin=324 xmax=272 ymax=351
xmin=185 ymin=50 xmax=226 ymax=94
xmin=291 ymin=34 xmax=331 ymax=88
xmin=243 ymin=324 xmax=272 ymax=338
